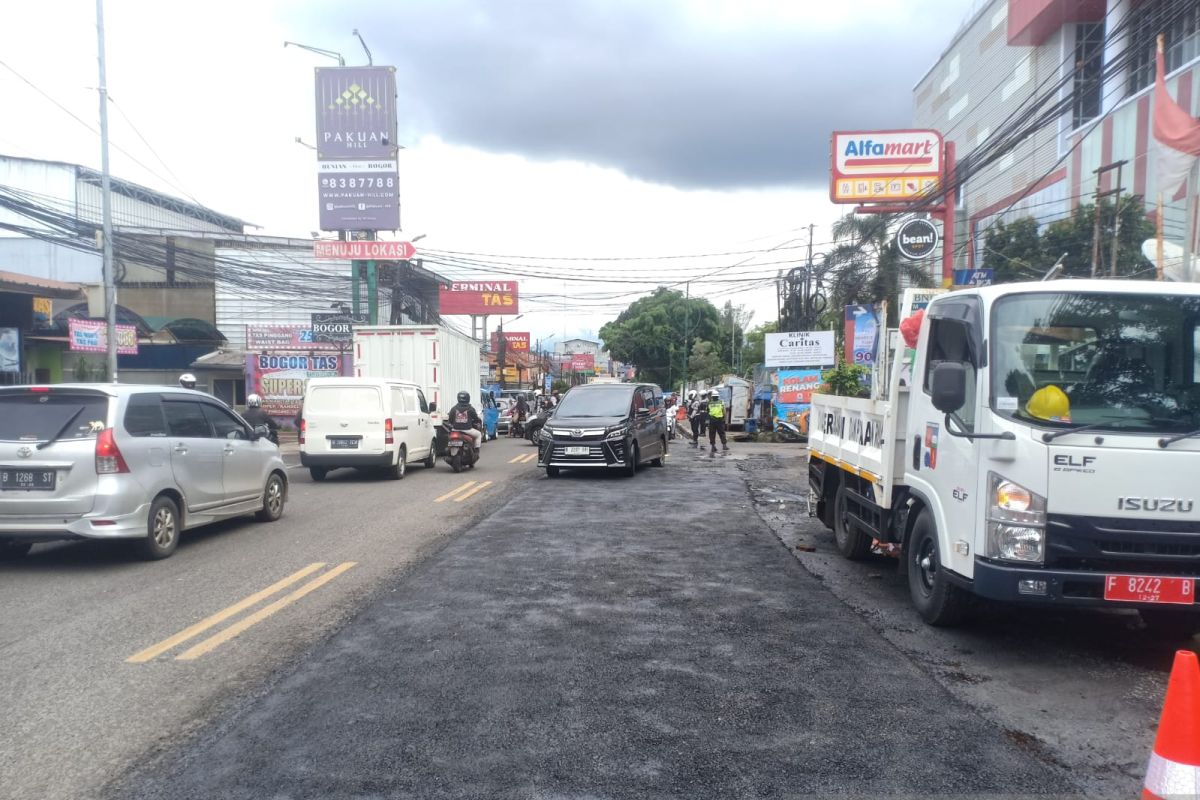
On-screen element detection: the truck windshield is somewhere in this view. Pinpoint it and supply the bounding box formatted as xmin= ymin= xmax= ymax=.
xmin=991 ymin=292 xmax=1200 ymax=433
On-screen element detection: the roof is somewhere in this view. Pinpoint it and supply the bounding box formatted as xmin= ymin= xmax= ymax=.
xmin=190 ymin=348 xmax=246 ymax=369
xmin=0 ymin=154 xmax=247 ymax=232
xmin=0 ymin=270 xmax=84 ymax=299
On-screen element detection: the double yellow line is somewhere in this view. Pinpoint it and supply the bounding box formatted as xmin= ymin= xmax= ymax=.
xmin=435 ymin=480 xmax=493 ymax=503
xmin=126 ymin=561 xmax=356 ymax=663
xmin=509 ymin=452 xmax=538 ymax=464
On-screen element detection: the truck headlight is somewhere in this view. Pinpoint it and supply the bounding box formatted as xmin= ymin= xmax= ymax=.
xmin=986 ymin=473 xmax=1046 ymax=563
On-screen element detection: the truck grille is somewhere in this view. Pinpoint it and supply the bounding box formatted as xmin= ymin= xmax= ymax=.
xmin=1046 ymin=514 xmax=1200 ymax=575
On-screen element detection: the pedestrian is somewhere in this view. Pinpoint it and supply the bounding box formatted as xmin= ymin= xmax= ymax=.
xmin=687 ymin=390 xmax=707 ymax=448
xmin=707 ymin=388 xmax=729 ymax=456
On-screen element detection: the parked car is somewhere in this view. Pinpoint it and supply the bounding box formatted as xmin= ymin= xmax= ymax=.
xmin=495 ymin=397 xmax=514 ymax=436
xmin=537 ymin=382 xmax=668 ymax=477
xmin=0 ymin=383 xmax=288 ymax=560
xmin=299 ymin=377 xmax=437 ymax=481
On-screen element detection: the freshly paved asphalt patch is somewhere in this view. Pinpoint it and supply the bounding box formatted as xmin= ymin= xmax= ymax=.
xmin=120 ymin=452 xmax=1080 ymax=799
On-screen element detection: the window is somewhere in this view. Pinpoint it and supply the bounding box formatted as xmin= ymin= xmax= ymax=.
xmin=124 ymin=394 xmax=167 ymax=437
xmin=1127 ymin=1 xmax=1200 ymax=95
xmin=201 ymin=403 xmax=248 ymax=440
xmin=212 ymin=379 xmax=246 ymax=407
xmin=924 ymin=318 xmax=978 ymax=429
xmin=164 ymin=400 xmax=213 ymax=438
xmin=0 ymin=391 xmax=109 ymax=442
xmin=307 ymin=386 xmax=381 ymax=413
xmin=402 ymin=387 xmax=419 ymax=414
xmin=1072 ymin=22 xmax=1104 ymax=128
xmin=391 ymin=387 xmax=407 ymax=414
xmin=416 ymin=389 xmax=429 ymax=413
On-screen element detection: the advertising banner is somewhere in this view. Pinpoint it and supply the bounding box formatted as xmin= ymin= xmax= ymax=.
xmin=844 ymin=305 xmax=880 ymax=366
xmin=68 ymin=319 xmax=137 ymax=355
xmin=245 ymin=352 xmax=350 ymax=417
xmin=897 ymin=288 xmax=947 ymax=390
xmin=314 ymin=240 xmax=415 ymax=260
xmin=570 ymin=353 xmax=595 ymax=373
xmin=490 ymin=331 xmax=531 ymax=352
xmin=0 ymin=327 xmax=19 ymax=373
xmin=246 ymin=325 xmax=340 ymax=352
xmin=774 ymin=368 xmax=823 ymax=430
xmin=764 ymin=330 xmax=835 ymax=368
xmin=314 ymin=66 xmax=398 ymax=161
xmin=952 ymin=268 xmax=994 ymax=287
xmin=311 ymin=313 xmax=368 ymax=345
xmin=830 ymin=129 xmax=942 ymax=203
xmin=317 ymin=160 xmax=400 ymax=231
xmin=438 ymin=281 xmax=519 ymax=315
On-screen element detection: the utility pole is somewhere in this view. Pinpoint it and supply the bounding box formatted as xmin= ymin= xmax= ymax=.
xmin=96 ymin=0 xmax=118 ymax=382
xmin=1091 ymin=160 xmax=1126 ymax=277
xmin=682 ymin=282 xmax=690 ymax=395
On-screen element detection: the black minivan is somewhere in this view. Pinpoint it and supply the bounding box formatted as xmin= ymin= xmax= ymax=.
xmin=537 ymin=382 xmax=668 ymax=477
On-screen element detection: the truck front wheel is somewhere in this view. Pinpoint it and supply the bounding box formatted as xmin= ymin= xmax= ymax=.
xmin=907 ymin=509 xmax=970 ymax=626
xmin=833 ymin=483 xmax=873 ymax=560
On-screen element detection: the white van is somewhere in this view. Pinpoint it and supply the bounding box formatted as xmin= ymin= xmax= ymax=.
xmin=299 ymin=377 xmax=437 ymax=481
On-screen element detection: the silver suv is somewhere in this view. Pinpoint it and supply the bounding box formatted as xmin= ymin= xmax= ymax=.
xmin=0 ymin=384 xmax=288 ymax=560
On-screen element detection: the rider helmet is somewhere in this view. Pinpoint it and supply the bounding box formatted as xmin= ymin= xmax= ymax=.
xmin=710 ymin=389 xmax=720 ymax=399
xmin=457 ymin=391 xmax=471 ymax=404
xmin=178 ymin=373 xmax=197 ymax=390
xmin=247 ymin=393 xmax=262 ymax=408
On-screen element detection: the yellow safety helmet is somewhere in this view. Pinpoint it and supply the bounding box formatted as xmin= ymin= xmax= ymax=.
xmin=1026 ymin=385 xmax=1070 ymax=422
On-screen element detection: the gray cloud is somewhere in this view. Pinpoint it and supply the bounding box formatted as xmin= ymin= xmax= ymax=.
xmin=293 ymin=1 xmax=968 ymax=190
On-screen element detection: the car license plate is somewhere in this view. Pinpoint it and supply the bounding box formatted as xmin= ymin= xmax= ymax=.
xmin=329 ymin=438 xmax=359 ymax=450
xmin=565 ymin=446 xmax=589 ymax=455
xmin=0 ymin=468 xmax=56 ymax=491
xmin=1104 ymin=574 xmax=1194 ymax=605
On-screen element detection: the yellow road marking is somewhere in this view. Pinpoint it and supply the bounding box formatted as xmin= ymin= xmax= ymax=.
xmin=454 ymin=480 xmax=493 ymax=502
xmin=176 ymin=562 xmax=357 ymax=661
xmin=435 ymin=481 xmax=477 ymax=502
xmin=126 ymin=563 xmax=326 ymax=663
xmin=507 ymin=454 xmax=525 ymax=463
xmin=514 ymin=452 xmax=538 ymax=464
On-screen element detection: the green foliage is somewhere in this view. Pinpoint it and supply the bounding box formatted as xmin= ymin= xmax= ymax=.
xmin=824 ymin=213 xmax=935 ymax=327
xmin=821 ymin=362 xmax=871 ymax=398
xmin=599 ymin=287 xmax=722 ymax=387
xmin=742 ymin=320 xmax=779 ymax=371
xmin=551 ymin=379 xmax=570 ymax=394
xmin=984 ymin=195 xmax=1155 ymax=283
xmin=688 ymin=340 xmax=724 ymax=383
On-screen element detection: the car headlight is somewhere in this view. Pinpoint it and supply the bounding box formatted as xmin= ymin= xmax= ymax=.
xmin=539 ymin=427 xmax=553 ymax=441
xmin=986 ymin=473 xmax=1046 ymax=563
xmin=605 ymin=425 xmax=630 ymax=440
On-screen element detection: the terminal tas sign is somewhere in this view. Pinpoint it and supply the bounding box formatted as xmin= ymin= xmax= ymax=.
xmin=438 ymin=281 xmax=519 ymax=315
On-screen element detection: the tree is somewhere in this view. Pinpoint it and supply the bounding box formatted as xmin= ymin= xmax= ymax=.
xmin=716 ymin=301 xmax=754 ymax=374
xmin=823 ymin=213 xmax=934 ymax=326
xmin=982 ymin=217 xmax=1043 ymax=283
xmin=742 ymin=320 xmax=779 ymax=372
xmin=1040 ymin=195 xmax=1155 ymax=279
xmin=599 ymin=287 xmax=722 ymax=388
xmin=687 ymin=340 xmax=724 ymax=383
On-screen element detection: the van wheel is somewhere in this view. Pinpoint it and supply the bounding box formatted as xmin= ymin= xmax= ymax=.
xmin=833 ymin=483 xmax=873 ymax=560
xmin=309 ymin=467 xmax=327 ymax=482
xmin=546 ymin=466 xmax=560 ymax=478
xmin=625 ymin=443 xmax=639 ymax=477
xmin=139 ymin=496 xmax=180 ymax=560
xmin=0 ymin=542 xmax=32 ymax=560
xmin=423 ymin=441 xmax=436 ymax=469
xmin=388 ymin=446 xmax=407 ymax=480
xmin=255 ymin=473 xmax=286 ymax=522
xmin=1140 ymin=609 xmax=1200 ymax=639
xmin=907 ymin=509 xmax=970 ymax=626
xmin=650 ymin=437 xmax=666 ymax=467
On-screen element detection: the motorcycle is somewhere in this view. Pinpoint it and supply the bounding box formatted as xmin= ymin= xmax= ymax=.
xmin=443 ymin=424 xmax=481 ymax=473
xmin=525 ymin=408 xmax=550 ymax=445
xmin=775 ymin=419 xmax=804 ymax=443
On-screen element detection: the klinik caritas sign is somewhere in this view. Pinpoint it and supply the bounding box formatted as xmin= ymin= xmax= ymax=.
xmin=830 ymin=130 xmax=943 ymax=203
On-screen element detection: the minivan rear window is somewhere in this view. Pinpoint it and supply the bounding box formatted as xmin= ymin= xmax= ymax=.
xmin=307 ymin=386 xmax=382 ymax=414
xmin=0 ymin=392 xmax=109 ymax=442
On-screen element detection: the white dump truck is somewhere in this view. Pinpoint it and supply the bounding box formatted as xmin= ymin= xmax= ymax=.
xmin=809 ymin=281 xmax=1200 ymax=631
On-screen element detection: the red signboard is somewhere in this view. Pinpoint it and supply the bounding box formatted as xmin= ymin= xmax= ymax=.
xmin=490 ymin=331 xmax=531 ymax=352
xmin=570 ymin=353 xmax=595 ymax=372
xmin=244 ymin=352 xmax=350 ymax=417
xmin=438 ymin=281 xmax=519 ymax=315
xmin=313 ymin=240 xmax=416 ymax=260
xmin=830 ymin=129 xmax=943 ymax=203
xmin=245 ymin=325 xmax=340 ymax=351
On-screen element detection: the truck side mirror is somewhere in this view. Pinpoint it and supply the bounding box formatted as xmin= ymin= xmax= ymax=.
xmin=428 ymin=401 xmax=437 ymax=413
xmin=930 ymin=361 xmax=967 ymax=414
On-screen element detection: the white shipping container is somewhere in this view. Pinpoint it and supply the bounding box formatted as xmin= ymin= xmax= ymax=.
xmin=352 ymin=325 xmax=482 ymax=417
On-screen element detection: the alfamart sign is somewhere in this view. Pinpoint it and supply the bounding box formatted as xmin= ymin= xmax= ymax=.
xmin=830 ymin=129 xmax=943 ymax=203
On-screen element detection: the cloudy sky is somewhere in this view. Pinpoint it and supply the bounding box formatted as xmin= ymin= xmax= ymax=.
xmin=0 ymin=0 xmax=975 ymax=344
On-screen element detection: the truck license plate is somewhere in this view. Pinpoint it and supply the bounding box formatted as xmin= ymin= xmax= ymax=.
xmin=1104 ymin=575 xmax=1194 ymax=605
xmin=565 ymin=446 xmax=589 ymax=456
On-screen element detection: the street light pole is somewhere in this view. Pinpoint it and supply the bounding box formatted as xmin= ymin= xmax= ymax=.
xmin=96 ymin=0 xmax=118 ymax=382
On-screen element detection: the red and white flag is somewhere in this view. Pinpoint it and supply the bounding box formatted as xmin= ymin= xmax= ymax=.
xmin=1153 ymin=46 xmax=1200 ymax=199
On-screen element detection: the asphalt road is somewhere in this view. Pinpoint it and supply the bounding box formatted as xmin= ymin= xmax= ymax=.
xmin=117 ymin=443 xmax=1081 ymax=799
xmin=0 ymin=434 xmax=541 ymax=800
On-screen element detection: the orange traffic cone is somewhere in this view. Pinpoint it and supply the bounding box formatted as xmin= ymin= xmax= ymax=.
xmin=1144 ymin=650 xmax=1200 ymax=799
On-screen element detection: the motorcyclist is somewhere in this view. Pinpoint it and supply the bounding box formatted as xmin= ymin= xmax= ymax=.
xmin=178 ymin=373 xmax=197 ymax=390
xmin=511 ymin=393 xmax=530 ymax=437
xmin=448 ymin=390 xmax=483 ymax=452
xmin=687 ymin=390 xmax=707 ymax=448
xmin=241 ymin=393 xmax=279 ymax=443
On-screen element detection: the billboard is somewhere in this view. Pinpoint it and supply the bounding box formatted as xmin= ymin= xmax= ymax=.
xmin=570 ymin=353 xmax=595 ymax=372
xmin=490 ymin=331 xmax=531 ymax=352
xmin=0 ymin=327 xmax=18 ymax=373
xmin=774 ymin=369 xmax=823 ymax=429
xmin=311 ymin=312 xmax=368 ymax=345
xmin=314 ymin=240 xmax=415 ymax=260
xmin=245 ymin=325 xmax=340 ymax=352
xmin=68 ymin=319 xmax=138 ymax=355
xmin=317 ymin=160 xmax=400 ymax=231
xmin=314 ymin=67 xmax=398 ymax=161
xmin=844 ymin=304 xmax=881 ymax=366
xmin=245 ymin=352 xmax=350 ymax=417
xmin=438 ymin=281 xmax=519 ymax=315
xmin=830 ymin=129 xmax=942 ymax=203
xmin=764 ymin=331 xmax=835 ymax=368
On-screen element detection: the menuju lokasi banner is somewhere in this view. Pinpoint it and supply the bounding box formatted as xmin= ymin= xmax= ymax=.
xmin=438 ymin=281 xmax=519 ymax=315
xmin=245 ymin=352 xmax=351 ymax=418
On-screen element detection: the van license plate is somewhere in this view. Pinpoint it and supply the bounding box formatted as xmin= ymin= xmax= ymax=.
xmin=565 ymin=446 xmax=589 ymax=455
xmin=0 ymin=469 xmax=56 ymax=490
xmin=1104 ymin=575 xmax=1194 ymax=605
xmin=329 ymin=438 xmax=359 ymax=450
